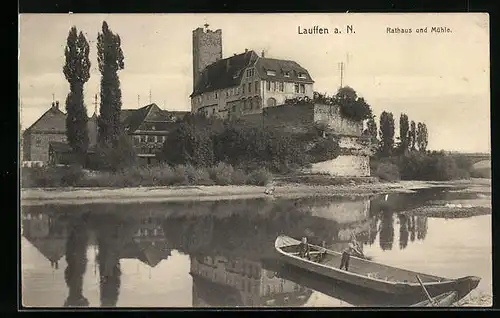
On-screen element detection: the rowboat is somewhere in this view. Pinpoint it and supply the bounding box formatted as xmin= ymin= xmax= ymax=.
xmin=410 ymin=291 xmax=458 ymax=307
xmin=274 ymin=235 xmax=480 ymax=298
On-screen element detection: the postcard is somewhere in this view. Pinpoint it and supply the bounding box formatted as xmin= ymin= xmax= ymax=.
xmin=19 ymin=13 xmax=491 ymax=308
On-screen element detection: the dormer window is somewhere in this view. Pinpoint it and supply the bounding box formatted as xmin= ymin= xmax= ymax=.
xmin=266 ymin=70 xmax=276 ymax=76
xmin=298 ymin=73 xmax=306 ymax=79
xmin=246 ymin=69 xmax=255 ymax=77
xmin=284 ymin=71 xmax=290 ymax=77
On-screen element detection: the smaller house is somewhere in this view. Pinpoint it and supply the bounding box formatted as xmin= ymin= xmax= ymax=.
xmin=120 ymin=103 xmax=189 ymax=165
xmin=48 ymin=141 xmax=73 ymax=166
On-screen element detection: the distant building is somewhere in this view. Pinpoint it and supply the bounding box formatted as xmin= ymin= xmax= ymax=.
xmin=190 ymin=26 xmax=314 ymax=119
xmin=22 ymin=101 xmax=98 ymax=164
xmin=120 ymin=103 xmax=188 ymax=165
xmin=22 ymin=101 xmax=189 ymax=166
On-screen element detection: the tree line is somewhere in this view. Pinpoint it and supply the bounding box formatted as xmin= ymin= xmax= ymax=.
xmin=364 ymin=112 xmax=429 ymax=158
xmin=363 ymin=110 xmax=470 ymax=181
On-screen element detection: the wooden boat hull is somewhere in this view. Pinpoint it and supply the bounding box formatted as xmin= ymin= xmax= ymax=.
xmin=274 ymin=235 xmax=480 ymax=298
xmin=410 ymin=291 xmax=458 ymax=307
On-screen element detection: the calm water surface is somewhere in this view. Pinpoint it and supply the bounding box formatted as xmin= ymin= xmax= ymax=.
xmin=21 ymin=188 xmax=491 ymax=307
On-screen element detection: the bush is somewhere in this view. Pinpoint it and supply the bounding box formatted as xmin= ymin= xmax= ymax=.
xmin=247 ymin=168 xmax=273 ymax=186
xmin=375 ymin=162 xmax=401 ymax=182
xmin=208 ymin=163 xmax=235 ymax=185
xmin=87 ymin=135 xmax=137 ymax=172
xmin=231 ymin=168 xmax=248 ymax=185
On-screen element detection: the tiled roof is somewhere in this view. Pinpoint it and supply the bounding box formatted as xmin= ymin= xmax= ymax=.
xmin=255 ymin=57 xmax=314 ymax=84
xmin=121 ymin=103 xmax=182 ymax=132
xmin=25 ymin=105 xmax=66 ymax=134
xmin=191 ymin=50 xmax=260 ymax=97
xmin=191 ymin=50 xmax=314 ymax=96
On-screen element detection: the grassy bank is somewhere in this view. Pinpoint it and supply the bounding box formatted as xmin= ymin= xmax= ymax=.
xmin=21 ymin=163 xmax=273 ymax=188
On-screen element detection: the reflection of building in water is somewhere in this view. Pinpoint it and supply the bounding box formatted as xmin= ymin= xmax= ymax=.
xmin=109 ymin=215 xmax=172 ymax=268
xmin=310 ymin=198 xmax=370 ymax=224
xmin=307 ymin=198 xmax=372 ymax=246
xmin=190 ymin=255 xmax=312 ymax=307
xmin=22 ymin=212 xmax=68 ymax=269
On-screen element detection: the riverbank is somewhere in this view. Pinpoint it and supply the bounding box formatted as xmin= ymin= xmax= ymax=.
xmin=20 ymin=178 xmax=490 ymax=206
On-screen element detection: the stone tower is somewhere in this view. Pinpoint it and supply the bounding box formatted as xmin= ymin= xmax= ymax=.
xmin=192 ymin=25 xmax=222 ymax=90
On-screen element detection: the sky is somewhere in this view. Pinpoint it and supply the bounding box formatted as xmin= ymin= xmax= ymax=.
xmin=19 ymin=13 xmax=490 ymax=153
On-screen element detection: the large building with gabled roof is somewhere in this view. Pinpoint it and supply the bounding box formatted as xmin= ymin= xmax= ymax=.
xmin=190 ymin=26 xmax=314 ymax=119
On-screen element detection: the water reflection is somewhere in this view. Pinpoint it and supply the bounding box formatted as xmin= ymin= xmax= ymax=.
xmin=21 ymin=188 xmax=489 ymax=307
xmin=191 ymin=254 xmax=312 ymax=307
xmin=64 ymin=214 xmax=89 ymax=307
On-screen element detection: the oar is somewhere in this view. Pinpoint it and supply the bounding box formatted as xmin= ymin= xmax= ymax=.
xmin=416 ymin=275 xmax=436 ymax=307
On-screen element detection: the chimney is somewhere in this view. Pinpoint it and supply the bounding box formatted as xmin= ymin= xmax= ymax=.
xmin=261 ymin=50 xmax=265 ymax=58
xmin=245 ymin=48 xmax=248 ymax=53
xmin=55 ymin=101 xmax=59 ymax=109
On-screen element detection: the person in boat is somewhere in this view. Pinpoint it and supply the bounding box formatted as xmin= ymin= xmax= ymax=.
xmin=315 ymin=240 xmax=328 ymax=262
xmin=298 ymin=237 xmax=311 ymax=260
xmin=339 ymin=239 xmax=359 ymax=271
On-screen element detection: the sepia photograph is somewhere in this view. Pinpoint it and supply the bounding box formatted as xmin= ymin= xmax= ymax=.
xmin=19 ymin=13 xmax=491 ymax=308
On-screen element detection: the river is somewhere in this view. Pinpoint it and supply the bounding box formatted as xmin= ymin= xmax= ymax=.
xmin=20 ymin=186 xmax=492 ymax=308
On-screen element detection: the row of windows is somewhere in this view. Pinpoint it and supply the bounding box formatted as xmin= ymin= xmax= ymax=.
xmin=265 ymin=70 xmax=307 ymax=79
xmin=134 ymin=135 xmax=166 ymax=144
xmin=266 ymin=81 xmax=306 ymax=94
xmin=196 ymin=81 xmax=260 ymax=105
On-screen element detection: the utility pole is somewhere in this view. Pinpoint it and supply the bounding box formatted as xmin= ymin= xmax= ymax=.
xmin=149 ymin=89 xmax=152 ymax=104
xmin=52 ymin=93 xmax=55 ymax=103
xmin=338 ymin=62 xmax=345 ymax=88
xmin=93 ymin=94 xmax=98 ymax=115
xmin=138 ymin=95 xmax=140 ymax=107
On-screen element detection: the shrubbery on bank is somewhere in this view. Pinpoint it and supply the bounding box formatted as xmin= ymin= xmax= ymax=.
xmin=21 ymin=163 xmax=273 ymax=188
xmin=372 ymin=151 xmax=472 ymax=181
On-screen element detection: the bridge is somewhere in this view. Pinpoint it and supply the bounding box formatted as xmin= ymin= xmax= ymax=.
xmin=447 ymin=152 xmax=491 ymax=164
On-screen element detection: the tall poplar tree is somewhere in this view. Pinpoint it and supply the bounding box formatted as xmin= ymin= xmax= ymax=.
xmin=63 ymin=27 xmax=91 ymax=162
xmin=398 ymin=113 xmax=409 ymax=154
xmin=379 ymin=111 xmax=395 ymax=157
xmin=409 ymin=120 xmax=416 ymax=151
xmin=97 ymin=21 xmax=124 ymax=147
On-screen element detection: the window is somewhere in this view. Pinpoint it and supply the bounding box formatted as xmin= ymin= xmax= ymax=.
xmin=271 ymin=82 xmax=275 ymax=91
xmin=248 ymin=83 xmax=251 ymax=93
xmin=249 ymin=99 xmax=253 ymax=110
xmin=151 ymin=125 xmax=156 ymax=131
xmin=266 ymin=81 xmax=271 ymax=91
xmin=247 ymin=69 xmax=255 ymax=77
xmin=212 ymin=108 xmax=216 ymax=114
xmin=266 ymin=70 xmax=276 ymax=76
xmin=295 ymin=83 xmax=300 ymax=93
xmin=141 ymin=135 xmax=146 ymax=142
xmin=147 ymin=135 xmax=155 ymax=142
xmin=134 ymin=136 xmax=141 ymax=145
xmin=242 ymin=85 xmax=245 ymax=94
xmin=300 ymin=84 xmax=305 ymax=93
xmin=35 ymin=138 xmax=41 ymax=145
xmin=298 ymin=73 xmax=306 ymax=79
xmin=255 ymin=81 xmax=259 ymax=92
xmin=236 ymin=87 xmax=239 ymax=95
xmin=279 ymin=82 xmax=284 ymax=92
xmin=215 ymin=92 xmax=218 ymax=99
xmin=232 ymin=105 xmax=236 ymax=112
xmin=284 ymin=71 xmax=290 ymax=77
